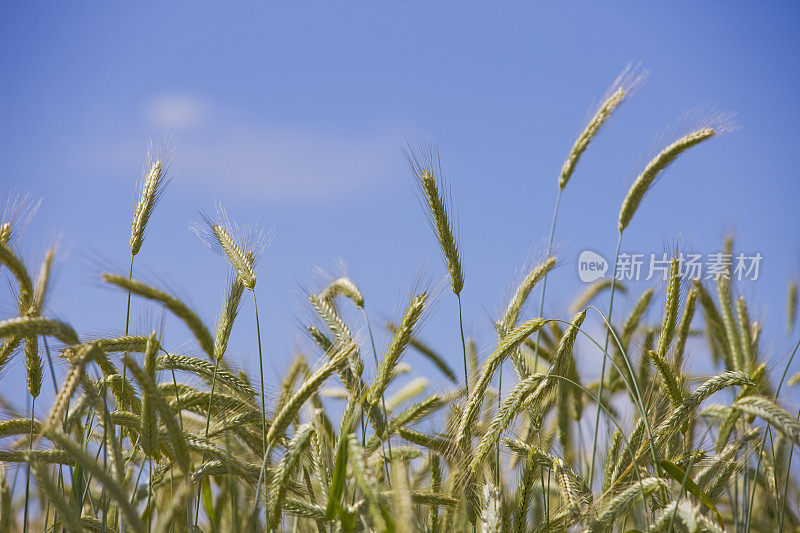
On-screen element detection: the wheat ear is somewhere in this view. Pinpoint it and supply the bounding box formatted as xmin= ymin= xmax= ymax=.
xmin=140 ymin=332 xmax=160 ymax=457
xmin=590 ymin=477 xmax=666 ymax=531
xmin=404 ymin=143 xmax=463 ymax=295
xmin=267 ymin=423 xmax=316 ymax=529
xmin=655 ymin=370 xmax=752 ymax=439
xmin=673 ymin=288 xmax=697 ymax=369
xmin=733 ymin=396 xmax=800 ymax=443
xmin=320 ymin=277 xmax=364 ymax=308
xmin=124 ymin=355 xmax=191 ymax=473
xmin=47 ymin=430 xmax=147 ymax=532
xmin=266 ymin=342 xmax=354 ymax=453
xmin=455 ymin=318 xmax=547 ymax=452
xmin=619 ymin=128 xmax=716 ymax=232
xmin=656 ymin=257 xmax=681 ymax=359
xmin=23 ymin=335 xmax=41 ymax=400
xmin=559 ymin=65 xmax=645 ymax=189
xmin=370 ymin=293 xmax=427 ymax=405
xmin=0 ymin=316 xmax=78 ymax=345
xmin=193 ymin=202 xmax=267 ymax=291
xmin=469 ymin=372 xmax=546 ymax=472
xmin=559 ymin=86 xmax=624 ymax=189
xmin=103 ymin=274 xmax=214 ymax=359
xmin=30 ymin=458 xmax=83 ymax=533
xmin=204 ymin=219 xmax=256 ymax=290
xmin=502 ymin=257 xmax=556 ymax=329
xmin=0 ymin=242 xmax=33 ymax=310
xmin=130 ymin=145 xmax=170 ymax=256
xmin=214 ymin=275 xmax=245 ymax=361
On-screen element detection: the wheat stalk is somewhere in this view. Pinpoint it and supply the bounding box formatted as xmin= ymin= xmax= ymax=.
xmin=787 ymin=282 xmax=797 ymax=334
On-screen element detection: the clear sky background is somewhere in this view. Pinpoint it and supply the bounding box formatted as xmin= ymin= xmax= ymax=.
xmin=1 ymin=2 xmax=799 ymax=413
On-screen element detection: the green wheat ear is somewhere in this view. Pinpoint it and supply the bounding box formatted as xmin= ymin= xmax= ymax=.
xmin=788 ymin=281 xmax=798 ymax=334
xmin=619 ymin=128 xmax=716 ymax=232
xmin=102 ymin=273 xmax=214 ymax=359
xmin=403 ymin=142 xmax=463 ymax=296
xmin=193 ymin=201 xmax=268 ymax=291
xmin=320 ymin=276 xmax=364 ymax=308
xmin=559 ymin=64 xmax=646 ymax=190
xmin=130 ymin=142 xmax=171 ymax=256
xmin=0 ymin=189 xmax=41 ymax=247
xmin=503 ymin=256 xmax=556 ymax=329
xmin=9 ymin=68 xmax=800 ymax=533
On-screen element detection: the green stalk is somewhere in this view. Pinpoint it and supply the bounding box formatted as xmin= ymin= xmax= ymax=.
xmin=496 ymin=370 xmax=501 ymax=486
xmin=158 ymin=347 xmax=186 ymax=435
xmin=534 ymin=187 xmax=563 ymax=368
xmin=582 ymin=309 xmax=662 ymax=478
xmin=42 ymin=336 xmax=66 ymax=532
xmin=225 ymin=430 xmax=239 ymax=533
xmin=778 ymin=404 xmax=800 ymax=532
xmin=588 ymin=232 xmax=623 ymax=485
xmin=549 ymin=315 xmax=658 ymax=526
xmin=666 ymin=418 xmax=716 ymax=532
xmin=131 ymin=455 xmax=146 ymax=506
xmin=253 ymin=290 xmax=267 ymax=456
xmin=745 ymin=336 xmax=799 ymax=532
xmin=535 ymin=187 xmax=562 ymax=526
xmin=733 ymin=474 xmax=739 ymax=532
xmin=456 ymin=293 xmax=475 ymax=529
xmin=117 ymin=254 xmax=135 ymax=532
xmin=361 ymin=307 xmax=392 ymax=484
xmin=195 ymin=357 xmax=221 ymax=526
xmin=147 ymin=457 xmax=153 ymax=533
xmin=23 ymin=397 xmax=35 ymax=533
xmin=457 ymin=294 xmax=468 ymax=395
xmin=122 ymin=255 xmax=134 ymax=397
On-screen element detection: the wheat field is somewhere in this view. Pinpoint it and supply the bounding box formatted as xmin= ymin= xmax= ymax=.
xmin=0 ymin=69 xmax=799 ymax=532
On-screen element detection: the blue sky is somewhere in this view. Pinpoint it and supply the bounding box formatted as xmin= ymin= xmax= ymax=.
xmin=1 ymin=2 xmax=799 ymax=411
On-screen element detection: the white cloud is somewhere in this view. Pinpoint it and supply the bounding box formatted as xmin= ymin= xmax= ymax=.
xmin=71 ymin=119 xmax=405 ymax=203
xmin=145 ymin=94 xmax=208 ymax=130
xmin=173 ymin=125 xmax=396 ymax=201
xmin=66 ymin=95 xmax=411 ymax=202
